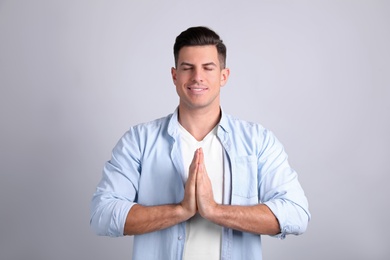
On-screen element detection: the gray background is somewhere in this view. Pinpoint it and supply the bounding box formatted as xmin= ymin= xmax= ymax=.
xmin=1 ymin=0 xmax=389 ymax=259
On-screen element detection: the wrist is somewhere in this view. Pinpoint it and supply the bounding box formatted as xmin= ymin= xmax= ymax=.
xmin=176 ymin=203 xmax=195 ymax=222
xmin=200 ymin=202 xmax=220 ymax=222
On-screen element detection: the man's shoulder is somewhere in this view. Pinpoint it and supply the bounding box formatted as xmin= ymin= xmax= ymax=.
xmin=222 ymin=113 xmax=266 ymax=133
xmin=120 ymin=113 xmax=174 ymax=144
xmin=131 ymin=113 xmax=173 ymax=130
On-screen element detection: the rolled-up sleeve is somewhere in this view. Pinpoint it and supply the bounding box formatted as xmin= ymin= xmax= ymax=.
xmin=90 ymin=129 xmax=141 ymax=237
xmin=259 ymin=130 xmax=311 ymax=239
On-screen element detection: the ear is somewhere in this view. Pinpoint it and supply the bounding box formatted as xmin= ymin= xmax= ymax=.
xmin=220 ymin=68 xmax=230 ymax=87
xmin=171 ymin=67 xmax=177 ymax=83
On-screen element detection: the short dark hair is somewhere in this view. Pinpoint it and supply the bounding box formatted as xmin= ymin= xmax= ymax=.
xmin=173 ymin=26 xmax=227 ymax=69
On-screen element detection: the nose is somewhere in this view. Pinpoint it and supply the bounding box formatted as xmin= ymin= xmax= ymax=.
xmin=191 ymin=68 xmax=203 ymax=83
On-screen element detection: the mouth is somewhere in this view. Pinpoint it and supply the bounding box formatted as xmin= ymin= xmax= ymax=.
xmin=187 ymin=85 xmax=208 ymax=93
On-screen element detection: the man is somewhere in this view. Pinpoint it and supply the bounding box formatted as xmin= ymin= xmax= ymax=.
xmin=90 ymin=26 xmax=310 ymax=260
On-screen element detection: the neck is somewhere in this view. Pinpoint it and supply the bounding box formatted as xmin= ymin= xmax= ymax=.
xmin=178 ymin=105 xmax=221 ymax=141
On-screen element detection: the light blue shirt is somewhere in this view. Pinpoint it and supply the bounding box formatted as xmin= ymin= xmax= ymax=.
xmin=90 ymin=108 xmax=310 ymax=260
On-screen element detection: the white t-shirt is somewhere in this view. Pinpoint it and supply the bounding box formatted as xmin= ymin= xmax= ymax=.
xmin=179 ymin=124 xmax=224 ymax=260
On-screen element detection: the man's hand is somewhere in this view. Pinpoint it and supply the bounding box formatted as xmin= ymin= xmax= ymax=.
xmin=195 ymin=148 xmax=218 ymax=220
xmin=180 ymin=149 xmax=199 ymax=220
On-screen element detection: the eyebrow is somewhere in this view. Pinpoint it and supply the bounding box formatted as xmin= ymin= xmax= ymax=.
xmin=179 ymin=62 xmax=217 ymax=67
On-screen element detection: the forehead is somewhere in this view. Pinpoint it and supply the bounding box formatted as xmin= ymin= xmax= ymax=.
xmin=177 ymin=45 xmax=219 ymax=64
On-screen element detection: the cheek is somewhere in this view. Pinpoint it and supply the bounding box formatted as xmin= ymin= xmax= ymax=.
xmin=174 ymin=78 xmax=184 ymax=87
xmin=176 ymin=75 xmax=190 ymax=85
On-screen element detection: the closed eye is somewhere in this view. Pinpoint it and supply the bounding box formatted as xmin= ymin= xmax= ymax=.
xmin=179 ymin=62 xmax=194 ymax=71
xmin=203 ymin=62 xmax=217 ymax=71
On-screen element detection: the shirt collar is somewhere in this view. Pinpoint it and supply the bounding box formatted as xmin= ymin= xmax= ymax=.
xmin=167 ymin=106 xmax=230 ymax=138
xmin=218 ymin=107 xmax=230 ymax=134
xmin=167 ymin=107 xmax=180 ymax=139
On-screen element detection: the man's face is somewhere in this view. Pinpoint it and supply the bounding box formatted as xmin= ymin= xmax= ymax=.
xmin=171 ymin=45 xmax=229 ymax=112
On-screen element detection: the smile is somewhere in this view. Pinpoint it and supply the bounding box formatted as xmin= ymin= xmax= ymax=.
xmin=187 ymin=85 xmax=208 ymax=93
xmin=189 ymin=87 xmax=206 ymax=91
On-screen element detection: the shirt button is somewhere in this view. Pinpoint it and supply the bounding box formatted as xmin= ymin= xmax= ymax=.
xmin=178 ymin=235 xmax=183 ymax=240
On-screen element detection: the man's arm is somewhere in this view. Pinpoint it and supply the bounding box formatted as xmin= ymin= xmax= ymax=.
xmin=199 ymin=201 xmax=280 ymax=235
xmin=196 ymin=148 xmax=281 ymax=235
xmin=123 ymin=150 xmax=199 ymax=235
xmin=124 ymin=204 xmax=190 ymax=235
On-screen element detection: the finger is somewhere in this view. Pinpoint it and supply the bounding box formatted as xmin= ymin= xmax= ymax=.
xmin=189 ymin=148 xmax=200 ymax=173
xmin=198 ymin=148 xmax=207 ymax=177
xmin=196 ymin=160 xmax=207 ymax=186
xmin=198 ymin=147 xmax=204 ymax=166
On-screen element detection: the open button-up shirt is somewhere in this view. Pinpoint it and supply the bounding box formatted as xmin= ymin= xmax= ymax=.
xmin=90 ymin=108 xmax=311 ymax=260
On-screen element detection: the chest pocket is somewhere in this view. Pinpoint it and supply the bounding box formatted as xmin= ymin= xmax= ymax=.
xmin=231 ymin=155 xmax=258 ymax=204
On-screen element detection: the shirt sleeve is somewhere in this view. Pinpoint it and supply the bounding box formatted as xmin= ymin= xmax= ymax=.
xmin=90 ymin=128 xmax=141 ymax=237
xmin=258 ymin=129 xmax=311 ymax=239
